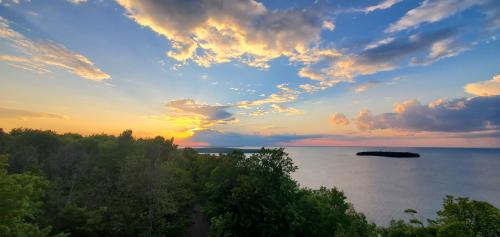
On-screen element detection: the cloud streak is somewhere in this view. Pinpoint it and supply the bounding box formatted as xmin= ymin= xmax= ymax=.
xmin=0 ymin=16 xmax=110 ymax=80
xmin=386 ymin=0 xmax=482 ymax=32
xmin=0 ymin=107 xmax=65 ymax=120
xmin=362 ymin=0 xmax=403 ymax=13
xmin=354 ymin=80 xmax=382 ymax=93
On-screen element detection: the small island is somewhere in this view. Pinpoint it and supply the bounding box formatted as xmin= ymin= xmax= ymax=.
xmin=356 ymin=151 xmax=420 ymax=158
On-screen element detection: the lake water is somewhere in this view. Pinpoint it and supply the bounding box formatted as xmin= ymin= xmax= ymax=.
xmin=283 ymin=147 xmax=500 ymax=226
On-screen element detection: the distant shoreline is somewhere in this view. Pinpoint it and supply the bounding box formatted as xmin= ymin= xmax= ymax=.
xmin=187 ymin=146 xmax=500 ymax=150
xmin=190 ymin=147 xmax=261 ymax=154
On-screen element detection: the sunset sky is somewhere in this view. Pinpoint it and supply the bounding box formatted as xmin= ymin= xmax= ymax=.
xmin=1 ymin=0 xmax=499 ymax=147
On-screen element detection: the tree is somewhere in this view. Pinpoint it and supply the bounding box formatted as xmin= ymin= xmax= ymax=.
xmin=437 ymin=222 xmax=473 ymax=237
xmin=204 ymin=149 xmax=301 ymax=236
xmin=204 ymin=149 xmax=377 ymax=237
xmin=0 ymin=128 xmax=9 ymax=154
xmin=8 ymin=145 xmax=40 ymax=174
xmin=434 ymin=196 xmax=500 ymax=237
xmin=0 ymin=155 xmax=65 ymax=237
xmin=2 ymin=128 xmax=498 ymax=237
xmin=116 ymin=137 xmax=194 ymax=236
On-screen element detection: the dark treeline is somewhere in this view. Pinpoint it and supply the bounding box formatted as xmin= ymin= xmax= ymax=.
xmin=0 ymin=128 xmax=499 ymax=237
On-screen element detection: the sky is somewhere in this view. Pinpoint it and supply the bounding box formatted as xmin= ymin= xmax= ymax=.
xmin=0 ymin=0 xmax=499 ymax=147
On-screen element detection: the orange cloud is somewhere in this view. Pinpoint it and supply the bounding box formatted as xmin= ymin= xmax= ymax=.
xmin=465 ymin=74 xmax=500 ymax=96
xmin=270 ymin=104 xmax=302 ymax=115
xmin=330 ymin=113 xmax=349 ymax=126
xmin=145 ymin=99 xmax=236 ymax=138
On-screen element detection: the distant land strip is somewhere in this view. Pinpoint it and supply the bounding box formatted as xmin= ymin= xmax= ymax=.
xmin=190 ymin=147 xmax=261 ymax=154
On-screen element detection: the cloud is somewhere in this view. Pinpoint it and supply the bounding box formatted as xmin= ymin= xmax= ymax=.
xmin=386 ymin=0 xmax=482 ymax=32
xmin=325 ymin=28 xmax=459 ymax=79
xmin=289 ymin=47 xmax=341 ymax=65
xmin=250 ymin=109 xmax=268 ymax=117
xmin=236 ymin=84 xmax=305 ymax=116
xmin=238 ymin=84 xmax=300 ymax=108
xmin=322 ymin=20 xmax=335 ymax=31
xmin=189 ymin=130 xmax=319 ymax=147
xmin=411 ymin=38 xmax=467 ymax=65
xmin=298 ymin=66 xmax=325 ymax=81
xmin=146 ymin=99 xmax=236 ymax=137
xmin=359 ymin=28 xmax=458 ymax=66
xmin=353 ymin=77 xmax=403 ymax=93
xmin=362 ymin=0 xmax=403 ymax=13
xmin=115 ymin=0 xmax=334 ymax=69
xmin=354 ymin=96 xmax=500 ymax=132
xmin=152 ymin=84 xmax=304 ymax=135
xmin=293 ymin=27 xmax=462 ymax=93
xmin=465 ymin=74 xmax=500 ymax=96
xmin=481 ymin=0 xmax=500 ymax=30
xmin=299 ymin=83 xmax=322 ymax=93
xmin=114 ymin=0 xmax=475 ymax=97
xmin=0 ymin=0 xmax=25 ymax=4
xmin=364 ymin=37 xmax=395 ymax=50
xmin=330 ymin=113 xmax=349 ymax=125
xmin=270 ymin=104 xmax=302 ymax=115
xmin=0 ymin=107 xmax=65 ymax=120
xmin=354 ymin=80 xmax=382 ymax=93
xmin=67 ymin=0 xmax=88 ymax=4
xmin=166 ymin=99 xmax=234 ymax=121
xmin=0 ymin=16 xmax=110 ymax=80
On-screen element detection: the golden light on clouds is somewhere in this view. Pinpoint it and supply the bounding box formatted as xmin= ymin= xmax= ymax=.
xmin=145 ymin=115 xmax=208 ymax=138
xmin=115 ymin=0 xmax=336 ymax=70
xmin=238 ymin=84 xmax=300 ymax=108
xmin=330 ymin=113 xmax=350 ymax=126
xmin=465 ymin=75 xmax=500 ymax=96
xmin=144 ymin=99 xmax=236 ymax=138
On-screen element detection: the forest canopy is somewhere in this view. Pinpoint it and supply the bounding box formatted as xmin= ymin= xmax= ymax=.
xmin=0 ymin=128 xmax=498 ymax=237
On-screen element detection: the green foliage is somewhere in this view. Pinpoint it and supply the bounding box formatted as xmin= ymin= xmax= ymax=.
xmin=434 ymin=196 xmax=500 ymax=237
xmin=0 ymin=155 xmax=64 ymax=237
xmin=437 ymin=221 xmax=473 ymax=237
xmin=0 ymin=128 xmax=9 ymax=154
xmin=1 ymin=128 xmax=498 ymax=237
xmin=203 ymin=148 xmax=376 ymax=237
xmin=204 ymin=149 xmax=302 ymax=236
xmin=1 ymin=129 xmax=196 ymax=236
xmin=381 ymin=220 xmax=435 ymax=237
xmin=381 ymin=195 xmax=500 ymax=237
xmin=116 ymin=138 xmax=194 ymax=236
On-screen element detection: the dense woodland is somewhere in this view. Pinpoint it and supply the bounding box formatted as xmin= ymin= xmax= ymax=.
xmin=0 ymin=128 xmax=499 ymax=237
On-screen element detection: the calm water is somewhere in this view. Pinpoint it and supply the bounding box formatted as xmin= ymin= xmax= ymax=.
xmin=283 ymin=147 xmax=500 ymax=226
